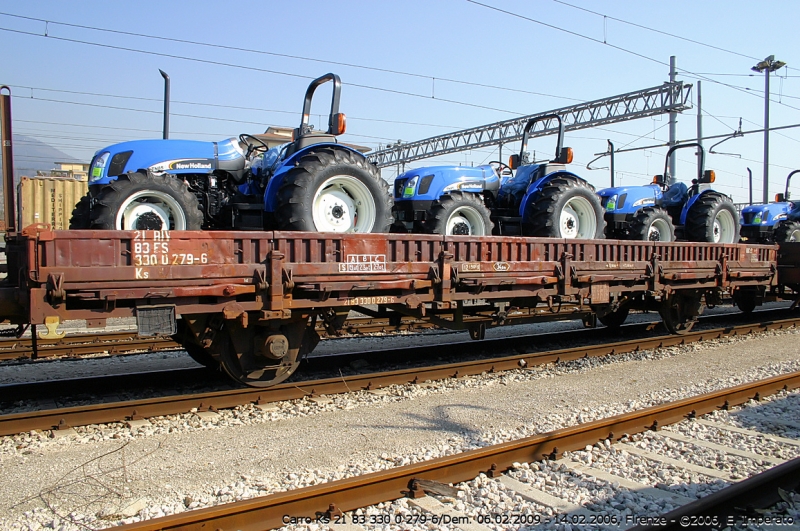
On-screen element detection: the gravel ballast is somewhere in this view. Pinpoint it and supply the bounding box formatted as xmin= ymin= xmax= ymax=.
xmin=0 ymin=326 xmax=799 ymax=529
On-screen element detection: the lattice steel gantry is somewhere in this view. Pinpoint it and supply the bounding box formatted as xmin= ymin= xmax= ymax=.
xmin=368 ymin=82 xmax=692 ymax=168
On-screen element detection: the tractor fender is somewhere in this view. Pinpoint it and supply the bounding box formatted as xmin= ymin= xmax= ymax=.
xmin=519 ymin=170 xmax=588 ymax=217
xmin=679 ymin=190 xmax=717 ymax=226
xmin=264 ymin=143 xmax=366 ymax=212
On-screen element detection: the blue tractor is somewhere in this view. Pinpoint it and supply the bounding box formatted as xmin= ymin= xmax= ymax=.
xmin=392 ymin=114 xmax=605 ymax=238
xmin=597 ymin=143 xmax=739 ymax=243
xmin=70 ymin=74 xmax=393 ymax=233
xmin=739 ymin=170 xmax=800 ymax=243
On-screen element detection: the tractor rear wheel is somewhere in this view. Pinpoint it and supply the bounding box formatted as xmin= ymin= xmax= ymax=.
xmin=522 ymin=177 xmax=605 ymax=239
xmin=90 ymin=172 xmax=203 ymax=230
xmin=68 ymin=193 xmax=92 ymax=229
xmin=774 ymin=221 xmax=800 ymax=242
xmin=424 ymin=191 xmax=493 ymax=236
xmin=276 ymin=147 xmax=393 ymax=233
xmin=629 ymin=207 xmax=675 ymax=242
xmin=685 ymin=193 xmax=739 ymax=243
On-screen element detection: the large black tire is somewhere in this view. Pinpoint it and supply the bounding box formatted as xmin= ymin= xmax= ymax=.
xmin=628 ymin=207 xmax=675 ymax=242
xmin=522 ymin=177 xmax=605 ymax=239
xmin=774 ymin=221 xmax=800 ymax=243
xmin=90 ymin=172 xmax=203 ymax=230
xmin=424 ymin=191 xmax=493 ymax=235
xmin=685 ymin=192 xmax=739 ymax=243
xmin=276 ymin=147 xmax=393 ymax=233
xmin=68 ymin=193 xmax=92 ymax=229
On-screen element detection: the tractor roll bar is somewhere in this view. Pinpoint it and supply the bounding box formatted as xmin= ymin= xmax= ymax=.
xmin=299 ymin=73 xmax=342 ymax=137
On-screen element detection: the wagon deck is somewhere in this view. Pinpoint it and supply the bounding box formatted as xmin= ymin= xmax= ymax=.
xmin=0 ymin=226 xmax=780 ymax=386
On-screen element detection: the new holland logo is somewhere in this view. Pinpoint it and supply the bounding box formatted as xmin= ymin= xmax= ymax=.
xmin=492 ymin=262 xmax=510 ymax=272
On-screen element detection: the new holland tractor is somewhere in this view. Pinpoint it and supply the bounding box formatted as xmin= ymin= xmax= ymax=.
xmin=740 ymin=169 xmax=800 ymax=243
xmin=70 ymin=74 xmax=393 ymax=233
xmin=391 ymin=114 xmax=605 ymax=238
xmin=597 ymin=143 xmax=739 ymax=243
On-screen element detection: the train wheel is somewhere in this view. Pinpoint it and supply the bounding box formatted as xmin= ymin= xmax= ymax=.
xmin=733 ymin=288 xmax=759 ymax=314
xmin=218 ymin=317 xmax=318 ymax=388
xmin=598 ymin=306 xmax=630 ymax=330
xmin=659 ymin=292 xmax=703 ymax=334
xmin=173 ymin=319 xmax=220 ymax=370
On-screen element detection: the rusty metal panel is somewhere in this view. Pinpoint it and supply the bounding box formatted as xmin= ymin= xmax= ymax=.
xmin=17 ymin=177 xmax=87 ymax=231
xmin=30 ymin=228 xmax=273 ymax=285
xmin=273 ymin=231 xmax=440 ymax=279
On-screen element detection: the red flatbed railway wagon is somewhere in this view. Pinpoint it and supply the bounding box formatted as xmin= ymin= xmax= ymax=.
xmin=0 ymin=226 xmax=778 ymax=387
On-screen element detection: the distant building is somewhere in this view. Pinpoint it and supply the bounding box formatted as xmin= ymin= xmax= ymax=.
xmin=253 ymin=126 xmax=370 ymax=153
xmin=36 ymin=162 xmax=89 ymax=181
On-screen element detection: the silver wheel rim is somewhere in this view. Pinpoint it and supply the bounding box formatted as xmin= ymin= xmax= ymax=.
xmin=560 ymin=196 xmax=597 ymax=239
xmin=648 ymin=218 xmax=672 ymax=241
xmin=445 ymin=205 xmax=488 ymax=236
xmin=312 ymin=175 xmax=376 ymax=233
xmin=712 ymin=209 xmax=737 ymax=243
xmin=115 ymin=190 xmax=188 ymax=230
xmin=787 ymin=229 xmax=800 ymax=242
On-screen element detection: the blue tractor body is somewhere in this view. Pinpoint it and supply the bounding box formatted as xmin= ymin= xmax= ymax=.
xmin=88 ymin=138 xmax=245 ymax=185
xmin=392 ymin=114 xmax=605 ymax=239
xmin=74 ymin=74 xmax=393 ymax=233
xmin=597 ymin=144 xmax=739 ymax=243
xmin=739 ymin=170 xmax=800 ymax=243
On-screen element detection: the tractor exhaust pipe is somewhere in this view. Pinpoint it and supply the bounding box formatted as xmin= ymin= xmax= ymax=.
xmin=0 ymin=86 xmax=16 ymax=233
xmin=160 ymin=70 xmax=170 ymax=140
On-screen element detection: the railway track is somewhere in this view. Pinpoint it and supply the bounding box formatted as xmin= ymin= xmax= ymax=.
xmin=0 ymin=316 xmax=432 ymax=362
xmin=1 ymin=303 xmax=788 ymax=363
xmin=107 ymin=371 xmax=800 ymax=530
xmin=1 ymin=315 xmax=798 ymax=438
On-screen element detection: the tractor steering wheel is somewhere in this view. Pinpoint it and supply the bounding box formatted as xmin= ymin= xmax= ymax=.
xmin=239 ymin=134 xmax=270 ymax=158
xmin=489 ymin=161 xmax=512 ymax=177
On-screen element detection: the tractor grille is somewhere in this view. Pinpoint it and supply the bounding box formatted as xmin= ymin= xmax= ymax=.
xmin=394 ymin=178 xmax=407 ymax=198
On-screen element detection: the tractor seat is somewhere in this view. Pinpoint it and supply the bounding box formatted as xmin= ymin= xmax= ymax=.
xmin=661 ymin=181 xmax=688 ymax=207
xmin=283 ymin=133 xmax=337 ymax=158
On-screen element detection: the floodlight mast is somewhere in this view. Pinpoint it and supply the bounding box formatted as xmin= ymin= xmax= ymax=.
xmin=751 ymin=55 xmax=787 ymax=204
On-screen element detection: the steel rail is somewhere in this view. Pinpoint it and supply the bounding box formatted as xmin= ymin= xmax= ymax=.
xmin=0 ymin=302 xmax=786 ymax=365
xmin=0 ymin=316 xmax=434 ymax=361
xmin=1 ymin=316 xmax=797 ymax=437
xmin=0 ymin=304 xmax=785 ymax=362
xmin=113 ymin=371 xmax=800 ymax=531
xmin=0 ymin=330 xmax=180 ymax=361
xmin=630 ymin=457 xmax=800 ymax=530
xmin=0 ymin=308 xmax=785 ymax=404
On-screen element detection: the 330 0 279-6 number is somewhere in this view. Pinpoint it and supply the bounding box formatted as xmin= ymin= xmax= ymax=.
xmin=133 ymin=253 xmax=208 ymax=266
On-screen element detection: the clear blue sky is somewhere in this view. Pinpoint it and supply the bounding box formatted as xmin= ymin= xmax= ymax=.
xmin=2 ymin=0 xmax=799 ymax=203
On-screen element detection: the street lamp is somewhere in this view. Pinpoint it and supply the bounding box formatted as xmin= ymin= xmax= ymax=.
xmin=751 ymin=55 xmax=787 ymax=203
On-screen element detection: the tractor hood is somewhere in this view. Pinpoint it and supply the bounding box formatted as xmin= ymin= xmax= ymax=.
xmin=597 ymin=184 xmax=661 ymax=213
xmin=740 ymin=201 xmax=792 ymax=226
xmin=89 ymin=138 xmax=245 ymax=184
xmin=393 ymin=164 xmax=499 ymax=200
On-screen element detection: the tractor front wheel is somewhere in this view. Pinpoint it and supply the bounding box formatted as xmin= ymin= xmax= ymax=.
xmin=629 ymin=207 xmax=675 ymax=242
xmin=69 ymin=193 xmax=92 ymax=229
xmin=774 ymin=221 xmax=800 ymax=242
xmin=90 ymin=172 xmax=203 ymax=230
xmin=424 ymin=192 xmax=493 ymax=236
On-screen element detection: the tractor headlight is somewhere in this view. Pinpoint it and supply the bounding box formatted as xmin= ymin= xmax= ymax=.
xmin=605 ymin=195 xmax=617 ymax=211
xmin=89 ymin=151 xmax=110 ymax=183
xmin=402 ymin=176 xmax=419 ymax=198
